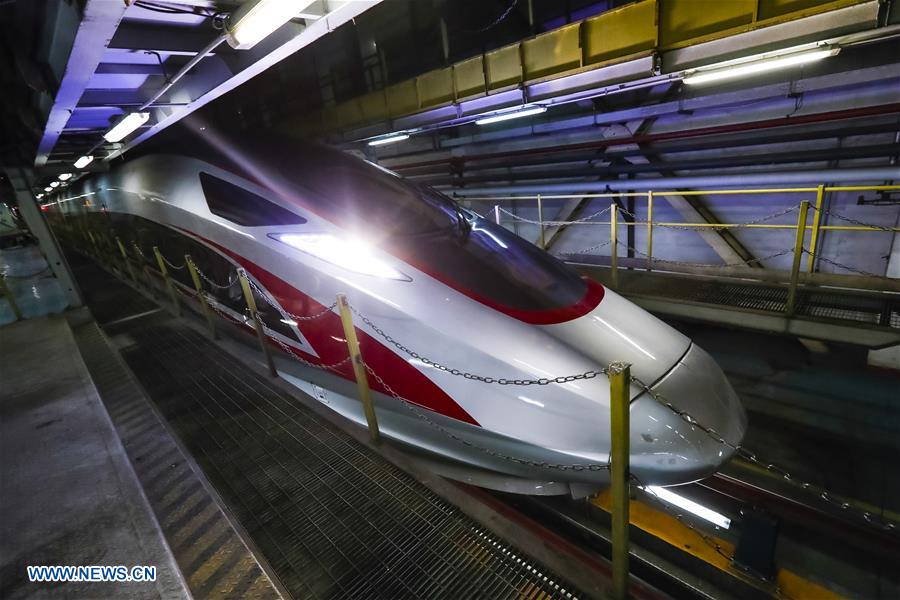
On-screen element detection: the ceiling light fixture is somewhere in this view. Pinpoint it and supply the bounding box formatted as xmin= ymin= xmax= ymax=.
xmin=49 ymin=181 xmax=60 ymax=188
xmin=103 ymin=112 xmax=150 ymax=143
xmin=475 ymin=105 xmax=547 ymax=126
xmin=226 ymin=0 xmax=315 ymax=50
xmin=73 ymin=155 xmax=94 ymax=169
xmin=682 ymin=47 xmax=839 ymax=85
xmin=58 ymin=173 xmax=72 ymax=181
xmin=368 ymin=133 xmax=410 ymax=147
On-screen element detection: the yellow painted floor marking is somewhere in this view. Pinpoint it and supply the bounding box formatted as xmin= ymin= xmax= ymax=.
xmin=592 ymin=490 xmax=845 ymax=599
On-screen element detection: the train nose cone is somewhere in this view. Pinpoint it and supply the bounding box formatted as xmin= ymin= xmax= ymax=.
xmin=630 ymin=343 xmax=747 ymax=485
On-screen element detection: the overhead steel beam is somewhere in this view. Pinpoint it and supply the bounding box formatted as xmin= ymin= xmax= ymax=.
xmin=107 ymin=0 xmax=383 ymax=160
xmin=34 ymin=0 xmax=129 ymax=166
xmin=108 ymin=22 xmax=222 ymax=55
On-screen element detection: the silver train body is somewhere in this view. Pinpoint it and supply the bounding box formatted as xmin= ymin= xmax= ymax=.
xmin=46 ymin=137 xmax=747 ymax=493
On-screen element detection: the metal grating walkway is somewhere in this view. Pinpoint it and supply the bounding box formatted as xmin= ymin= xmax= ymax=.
xmin=65 ymin=252 xmax=584 ymax=599
xmin=571 ymin=262 xmax=900 ymax=331
xmin=119 ymin=322 xmax=580 ymax=599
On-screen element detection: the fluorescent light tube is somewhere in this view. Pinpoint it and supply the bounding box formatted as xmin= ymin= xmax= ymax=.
xmin=103 ymin=112 xmax=150 ymax=142
xmin=475 ymin=105 xmax=547 ymax=125
xmin=73 ymin=155 xmax=94 ymax=169
xmin=44 ymin=187 xmax=53 ymax=192
xmin=368 ymin=133 xmax=410 ymax=147
xmin=644 ymin=486 xmax=731 ymax=529
xmin=683 ymin=48 xmax=838 ymax=85
xmin=226 ymin=0 xmax=314 ymax=50
xmin=49 ymin=181 xmax=60 ymax=188
xmin=58 ymin=173 xmax=72 ymax=181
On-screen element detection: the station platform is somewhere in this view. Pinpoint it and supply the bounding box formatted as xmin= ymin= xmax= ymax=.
xmin=0 ymin=251 xmax=630 ymax=599
xmin=570 ymin=261 xmax=900 ymax=349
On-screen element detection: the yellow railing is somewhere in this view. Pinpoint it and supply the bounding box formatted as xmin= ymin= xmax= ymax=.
xmin=466 ymin=184 xmax=900 ymax=300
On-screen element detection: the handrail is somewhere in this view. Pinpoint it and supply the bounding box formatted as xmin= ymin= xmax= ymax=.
xmin=469 ymin=184 xmax=898 ymax=290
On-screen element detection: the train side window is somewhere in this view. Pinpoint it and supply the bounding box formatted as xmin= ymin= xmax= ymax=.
xmin=199 ymin=172 xmax=306 ymax=227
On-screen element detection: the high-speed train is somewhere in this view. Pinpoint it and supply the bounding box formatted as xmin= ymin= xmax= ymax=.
xmin=46 ymin=133 xmax=746 ymax=493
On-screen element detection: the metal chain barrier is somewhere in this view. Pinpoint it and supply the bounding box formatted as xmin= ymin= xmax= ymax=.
xmin=350 ymin=305 xmax=607 ymax=386
xmin=817 ymin=207 xmax=897 ymax=232
xmin=159 ymin=252 xmax=185 ymax=270
xmin=247 ymin=278 xmax=337 ymax=323
xmin=629 ymin=374 xmax=897 ymax=533
xmin=262 ymin=323 xmax=353 ymax=373
xmin=194 ymin=265 xmax=239 ymax=290
xmin=496 ymin=205 xmax=613 ymax=226
xmin=364 ymin=362 xmax=610 ymax=473
xmin=619 ymin=241 xmax=796 ymax=269
xmin=563 ymin=239 xmax=613 ymax=256
xmin=804 ymin=249 xmax=894 ymax=280
xmin=655 ymin=205 xmax=801 ymax=232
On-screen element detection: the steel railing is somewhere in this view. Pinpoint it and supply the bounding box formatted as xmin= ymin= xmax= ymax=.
xmin=462 ymin=184 xmax=900 ymax=298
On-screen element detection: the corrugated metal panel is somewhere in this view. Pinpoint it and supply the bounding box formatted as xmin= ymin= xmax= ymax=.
xmin=583 ymin=0 xmax=658 ymax=65
xmin=386 ymin=79 xmax=419 ymax=117
xmin=485 ymin=44 xmax=522 ymax=90
xmin=522 ymin=22 xmax=582 ymax=80
xmin=454 ymin=56 xmax=485 ymax=99
xmin=359 ymin=90 xmax=389 ymax=122
xmin=758 ymin=0 xmax=863 ymax=21
xmin=658 ymin=0 xmax=757 ymax=47
xmin=418 ymin=67 xmax=454 ymax=108
xmin=336 ymin=98 xmax=365 ymax=127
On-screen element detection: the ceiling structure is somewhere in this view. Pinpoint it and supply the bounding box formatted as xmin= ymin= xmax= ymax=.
xmin=1 ymin=0 xmax=382 ymax=186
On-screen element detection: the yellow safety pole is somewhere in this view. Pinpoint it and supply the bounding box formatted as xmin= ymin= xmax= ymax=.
xmin=0 ymin=276 xmax=23 ymax=321
xmin=116 ymin=236 xmax=138 ymax=285
xmin=237 ymin=268 xmax=277 ymax=377
xmin=806 ymin=185 xmax=825 ymax=273
xmin=537 ymin=194 xmax=546 ymax=249
xmin=336 ymin=293 xmax=380 ymax=443
xmin=153 ymin=246 xmax=181 ymax=317
xmin=786 ymin=201 xmax=810 ymax=316
xmin=185 ymin=255 xmax=217 ymax=339
xmin=646 ymin=191 xmax=654 ymax=272
xmin=610 ymin=203 xmax=619 ymax=290
xmin=608 ymin=362 xmax=631 ymax=600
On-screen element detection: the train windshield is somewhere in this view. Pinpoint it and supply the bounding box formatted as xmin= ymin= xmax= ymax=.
xmin=280 ymin=147 xmax=589 ymax=314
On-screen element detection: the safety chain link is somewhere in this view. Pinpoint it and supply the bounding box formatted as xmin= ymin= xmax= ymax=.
xmin=616 ymin=242 xmax=796 ymax=269
xmin=817 ymin=207 xmax=897 ymax=232
xmin=194 ymin=265 xmax=239 ymax=290
xmin=364 ymin=362 xmax=610 ymax=472
xmin=655 ymin=205 xmax=801 ymax=232
xmin=496 ymin=205 xmax=613 ymax=226
xmin=803 ymin=250 xmax=894 ymax=280
xmin=351 ymin=306 xmax=607 ymax=386
xmin=629 ymin=374 xmax=897 ymax=533
xmin=247 ymin=278 xmax=337 ymax=322
xmin=563 ymin=239 xmax=613 ymax=256
xmin=159 ymin=252 xmax=185 ymax=271
xmin=262 ymin=324 xmax=353 ymax=373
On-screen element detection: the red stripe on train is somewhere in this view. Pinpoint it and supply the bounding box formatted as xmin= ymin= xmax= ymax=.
xmin=177 ymin=229 xmax=479 ymax=426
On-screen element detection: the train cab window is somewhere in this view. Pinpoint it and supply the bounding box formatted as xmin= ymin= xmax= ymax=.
xmin=200 ymin=172 xmax=306 ymax=227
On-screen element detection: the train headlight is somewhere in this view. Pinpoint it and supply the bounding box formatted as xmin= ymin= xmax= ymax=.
xmin=272 ymin=233 xmax=411 ymax=281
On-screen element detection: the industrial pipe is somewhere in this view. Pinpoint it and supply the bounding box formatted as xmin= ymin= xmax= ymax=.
xmin=446 ymin=167 xmax=900 ymax=196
